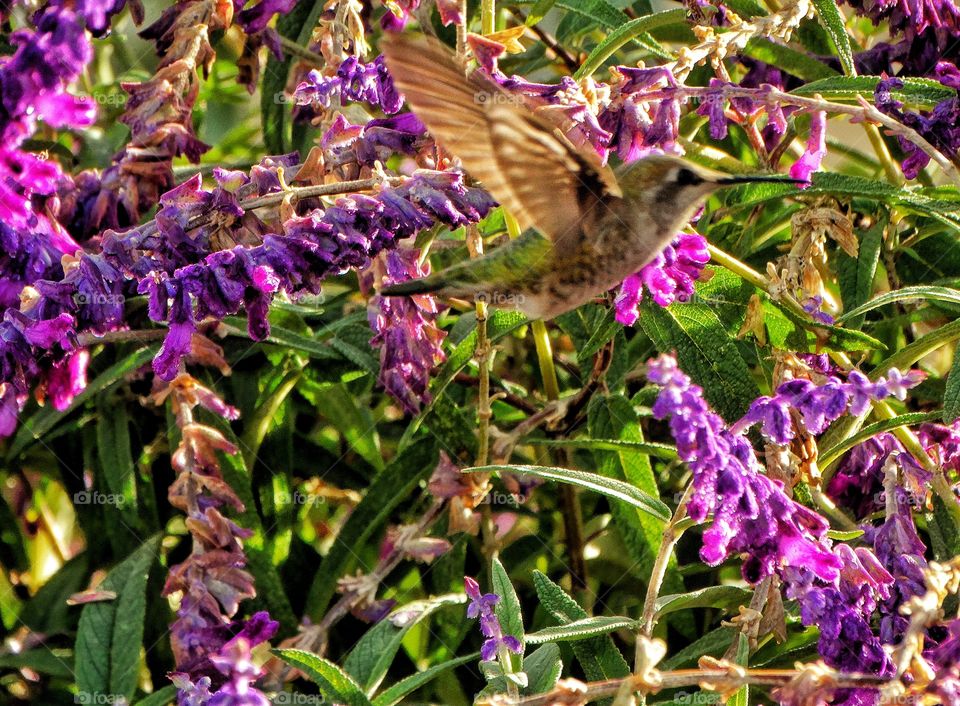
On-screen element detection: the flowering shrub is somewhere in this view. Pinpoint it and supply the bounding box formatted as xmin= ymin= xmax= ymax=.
xmin=2 ymin=0 xmax=960 ymax=705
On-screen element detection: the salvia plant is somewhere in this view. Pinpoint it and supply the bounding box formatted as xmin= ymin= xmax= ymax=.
xmin=2 ymin=0 xmax=960 ymax=705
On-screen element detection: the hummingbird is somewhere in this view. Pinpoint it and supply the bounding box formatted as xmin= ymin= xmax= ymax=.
xmin=379 ymin=34 xmax=801 ymax=320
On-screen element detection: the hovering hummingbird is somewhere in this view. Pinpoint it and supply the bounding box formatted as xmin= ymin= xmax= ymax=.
xmin=379 ymin=34 xmax=800 ymax=320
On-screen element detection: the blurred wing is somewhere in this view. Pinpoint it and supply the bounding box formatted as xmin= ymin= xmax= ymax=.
xmin=380 ymin=33 xmax=621 ymax=245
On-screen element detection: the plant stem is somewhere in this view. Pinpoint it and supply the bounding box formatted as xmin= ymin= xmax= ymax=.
xmin=639 ymin=483 xmax=693 ymax=642
xmin=278 ymin=35 xmax=326 ymax=65
xmin=481 ymin=0 xmax=496 ymax=34
xmin=532 ymin=321 xmax=560 ymax=402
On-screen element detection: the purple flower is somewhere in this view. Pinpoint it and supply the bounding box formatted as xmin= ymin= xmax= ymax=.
xmin=696 ymin=80 xmax=730 ymax=140
xmin=735 ymin=367 xmax=924 ymax=444
xmin=368 ymin=249 xmax=446 ymax=414
xmin=464 ymin=577 xmax=522 ymax=662
xmin=295 ymin=55 xmax=403 ymax=115
xmin=647 ymin=355 xmax=842 ymax=583
xmin=790 ymin=111 xmax=827 ymax=184
xmin=144 ymin=170 xmax=493 ymax=381
xmin=841 ymin=0 xmax=960 ymax=37
xmin=614 ymin=233 xmax=710 ymax=325
xmin=206 ymin=637 xmax=272 ymax=706
xmin=875 ymin=75 xmax=960 ymax=179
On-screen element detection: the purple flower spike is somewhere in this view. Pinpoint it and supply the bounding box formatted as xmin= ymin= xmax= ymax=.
xmin=646 ymin=355 xmax=841 ymax=583
xmin=737 ymin=367 xmax=924 ymax=444
xmin=464 ymin=576 xmax=522 ymax=662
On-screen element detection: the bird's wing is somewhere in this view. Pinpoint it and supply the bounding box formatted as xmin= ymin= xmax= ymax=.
xmin=380 ymin=33 xmax=621 ymax=247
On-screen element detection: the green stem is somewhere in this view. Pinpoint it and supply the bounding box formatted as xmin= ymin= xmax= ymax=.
xmin=532 ymin=321 xmax=560 ymax=402
xmin=278 ymin=35 xmax=326 ymax=65
xmin=481 ymin=0 xmax=496 ymax=34
xmin=639 ymin=483 xmax=693 ymax=641
xmin=863 ymin=123 xmax=904 ymax=185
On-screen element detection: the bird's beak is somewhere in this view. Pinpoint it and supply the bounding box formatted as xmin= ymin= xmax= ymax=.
xmin=714 ymin=174 xmax=806 ymax=186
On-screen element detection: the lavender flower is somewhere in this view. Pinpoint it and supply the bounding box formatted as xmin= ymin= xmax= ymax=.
xmin=143 ymin=170 xmax=493 ymax=381
xmin=295 ymin=55 xmax=403 ymax=115
xmin=734 ymin=367 xmax=924 ymax=444
xmin=465 ymin=576 xmax=522 ymax=662
xmin=368 ymin=249 xmax=446 ymax=414
xmin=206 ymin=637 xmax=272 ymax=706
xmin=875 ymin=75 xmax=960 ymax=179
xmin=841 ymin=0 xmax=960 ymax=38
xmin=614 ymin=233 xmax=710 ymax=325
xmin=647 ymin=355 xmax=842 ymax=583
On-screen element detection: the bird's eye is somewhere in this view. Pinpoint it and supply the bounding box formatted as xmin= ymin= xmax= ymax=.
xmin=675 ymin=167 xmax=703 ymax=186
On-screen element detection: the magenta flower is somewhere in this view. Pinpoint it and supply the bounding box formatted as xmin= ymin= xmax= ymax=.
xmin=614 ymin=233 xmax=710 ymax=325
xmin=790 ymin=111 xmax=827 ymax=184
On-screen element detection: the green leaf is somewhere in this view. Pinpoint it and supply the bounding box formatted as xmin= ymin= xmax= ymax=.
xmin=371 ymin=653 xmax=479 ymax=706
xmin=573 ymin=8 xmax=687 ymax=78
xmin=523 ymin=644 xmax=562 ymax=695
xmin=273 ymin=649 xmax=373 ymax=706
xmin=343 ymin=594 xmax=466 ymax=694
xmin=874 ymin=318 xmax=960 ymax=377
xmin=525 ymin=616 xmax=637 ymax=643
xmin=819 ymin=411 xmax=941 ymax=469
xmin=8 ymin=345 xmax=159 ymax=460
xmin=308 ymin=382 xmax=383 ymax=472
xmin=465 ymin=465 xmax=670 ymax=522
xmin=76 ymin=536 xmax=160 ymax=704
xmin=555 ymin=1 xmax=671 ymax=59
xmin=96 ymin=398 xmax=140 ymax=528
xmin=660 ymin=627 xmax=736 ymax=669
xmin=19 ymin=553 xmax=89 ymax=634
xmin=838 ymin=217 xmax=884 ymax=329
xmin=827 ymin=529 xmax=865 ymax=541
xmin=728 ymin=633 xmax=751 ymax=706
xmin=531 ymin=571 xmax=630 ymax=682
xmin=791 ymin=75 xmax=956 ymax=108
xmin=742 ymin=38 xmax=839 ymax=81
xmin=655 ymin=586 xmax=753 ymax=617
xmin=945 ymin=348 xmax=960 ymax=423
xmin=526 ymin=0 xmax=557 ymax=25
xmin=133 ymin=686 xmax=177 ymax=706
xmin=930 ymin=492 xmax=960 ymax=562
xmin=810 ymin=0 xmax=855 ymax=75
xmin=0 ymin=647 xmax=73 ymax=679
xmin=586 ymin=395 xmax=686 ymax=627
xmin=638 ymin=298 xmax=760 ymax=420
xmin=491 ymin=558 xmax=525 ymax=654
xmin=838 ymin=286 xmax=960 ymax=323
xmin=527 ymin=438 xmax=678 ymax=460
xmin=305 ymin=438 xmax=438 ymax=617
xmin=726 ymin=173 xmax=960 ymax=230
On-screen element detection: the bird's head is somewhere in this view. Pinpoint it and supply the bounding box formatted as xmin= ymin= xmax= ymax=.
xmin=617 ymin=154 xmax=802 ymax=228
